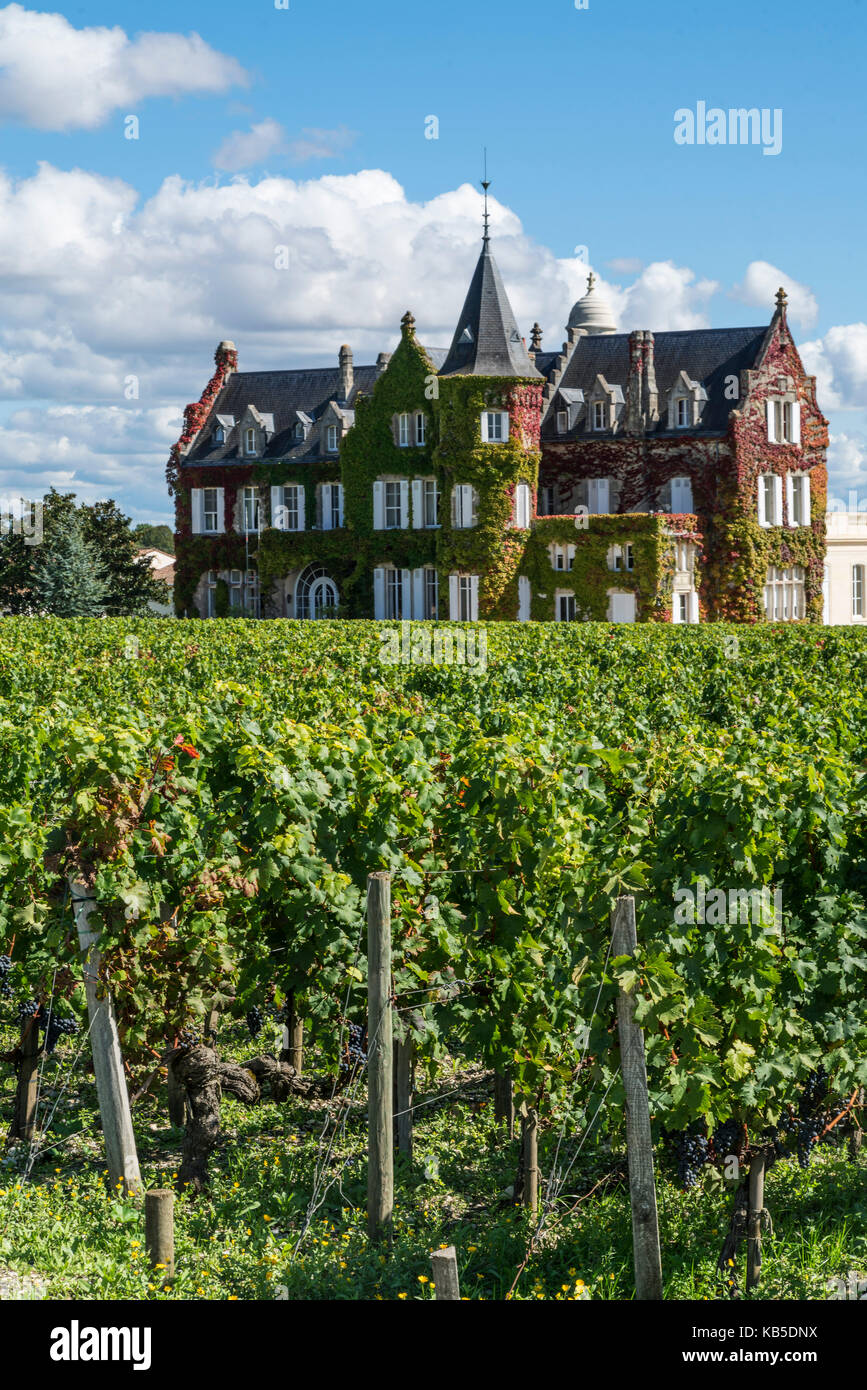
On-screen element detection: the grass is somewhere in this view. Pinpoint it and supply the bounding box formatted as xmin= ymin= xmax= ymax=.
xmin=1 ymin=1027 xmax=864 ymax=1302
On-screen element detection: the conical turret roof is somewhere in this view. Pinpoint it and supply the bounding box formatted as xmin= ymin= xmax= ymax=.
xmin=439 ymin=242 xmax=542 ymax=379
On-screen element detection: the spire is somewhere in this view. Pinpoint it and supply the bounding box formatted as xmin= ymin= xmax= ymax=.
xmin=439 ymin=185 xmax=543 ymax=380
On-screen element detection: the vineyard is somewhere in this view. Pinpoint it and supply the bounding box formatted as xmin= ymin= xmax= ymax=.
xmin=1 ymin=617 xmax=866 ymax=1303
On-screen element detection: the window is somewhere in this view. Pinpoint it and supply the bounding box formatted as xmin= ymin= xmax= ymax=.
xmin=296 ymin=564 xmax=339 ymax=620
xmin=513 ymin=483 xmax=531 ymax=529
xmin=244 ymin=427 xmax=256 ymax=456
xmin=423 ymin=478 xmax=438 ymax=528
xmin=763 ymin=566 xmax=806 ymax=621
xmin=670 ymin=477 xmax=693 ymax=514
xmin=609 ymin=544 xmax=634 ymax=572
xmin=854 ymin=565 xmax=865 ymax=618
xmin=423 ymin=567 xmax=438 ymax=619
xmin=767 ymin=398 xmax=801 ymax=444
xmin=321 ymin=483 xmax=344 ymax=530
xmin=452 ymin=485 xmax=477 ymax=529
xmin=481 ymin=411 xmax=509 ymax=443
xmin=539 ymin=485 xmax=557 ymax=516
xmin=676 ymin=397 xmax=690 ymax=428
xmin=398 ymin=414 xmax=410 ymax=447
xmin=243 ymin=570 xmax=260 ymax=619
xmin=550 ymin=544 xmax=576 ymax=572
xmin=416 ymin=413 xmax=426 ymax=446
xmin=274 ymin=483 xmax=304 ymax=532
xmin=241 ymin=486 xmax=260 ymax=534
xmin=787 ymin=473 xmax=811 ymax=527
xmin=385 ymin=568 xmax=405 ymax=619
xmin=202 ymin=488 xmax=220 ymax=534
xmin=205 ymin=570 xmax=217 ymax=618
xmin=326 ymin=424 xmax=339 ymax=453
xmin=609 ymin=591 xmax=637 ymax=623
xmin=557 ymin=410 xmax=568 ymax=434
xmin=556 ymin=593 xmax=577 ymax=622
xmin=449 ymin=574 xmax=479 ymax=621
xmin=675 ymin=541 xmax=694 ymax=574
xmin=592 ymin=401 xmax=607 ymax=431
xmin=758 ymin=474 xmax=782 ymax=527
xmin=384 ymin=481 xmax=402 ymax=529
xmin=587 ymin=478 xmax=611 ymax=514
xmin=214 ymin=425 xmax=225 ymax=445
xmin=517 ymin=575 xmax=531 ymax=622
xmin=294 ymin=422 xmax=306 ymax=441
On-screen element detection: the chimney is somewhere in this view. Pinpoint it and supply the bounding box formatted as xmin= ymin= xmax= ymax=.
xmin=643 ymin=331 xmax=659 ymax=424
xmin=216 ymin=340 xmax=237 ymax=378
xmin=626 ymin=330 xmax=645 ymax=433
xmin=376 ymin=351 xmax=391 ymax=376
xmin=339 ymin=344 xmax=354 ymax=400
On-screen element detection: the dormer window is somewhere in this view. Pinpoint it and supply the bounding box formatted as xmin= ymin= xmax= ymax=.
xmin=767 ymin=399 xmax=800 ymax=444
xmin=481 ymin=411 xmax=509 ymax=443
xmin=557 ymin=410 xmax=568 ymax=433
xmin=592 ymin=401 xmax=606 ymax=431
xmin=676 ymin=397 xmax=690 ymax=428
xmin=294 ymin=423 xmax=305 ymax=441
xmin=214 ymin=425 xmax=225 ymax=445
xmin=244 ymin=427 xmax=256 ymax=456
xmin=326 ymin=424 xmax=339 ymax=453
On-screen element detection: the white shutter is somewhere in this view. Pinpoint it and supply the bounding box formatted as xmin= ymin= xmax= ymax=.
xmin=766 ymin=400 xmax=776 ymax=442
xmin=518 ymin=576 xmax=531 ymax=622
xmin=215 ymin=487 xmax=225 ymax=534
xmin=191 ymin=488 xmax=203 ymax=534
xmin=689 ymin=590 xmax=699 ymax=624
xmin=792 ymin=401 xmax=801 ymax=445
xmin=411 ymin=479 xmax=423 ymax=529
xmin=671 ymin=592 xmax=682 ymax=624
xmin=451 ymin=487 xmax=458 ymax=527
xmin=297 ymin=486 xmax=306 ymax=532
xmin=373 ymin=568 xmax=386 ymax=620
xmin=757 ymin=477 xmax=767 ymax=527
xmin=448 ymin=573 xmax=460 ymax=620
xmin=270 ymin=485 xmax=284 ymax=531
xmin=773 ymin=475 xmax=783 ymax=526
xmin=501 ymin=412 xmax=511 ymax=443
xmin=373 ymin=480 xmax=385 ymax=531
xmin=412 ymin=567 xmax=424 ymax=619
xmin=400 ymin=568 xmax=411 ymax=619
xmin=399 ymin=480 xmax=409 ymax=529
xmin=470 ymin=487 xmax=478 ymax=527
xmin=785 ymin=475 xmax=795 ymax=527
xmin=672 ymin=477 xmax=693 ymax=513
xmin=589 ymin=478 xmax=610 ymax=514
xmin=801 ymin=474 xmax=811 ymax=525
xmin=612 ymin=592 xmax=636 ymax=623
xmin=337 ymin=485 xmax=344 ymax=527
xmin=322 ymin=485 xmax=332 ymax=531
xmin=469 ymin=575 xmax=479 ymax=621
xmin=479 ymin=412 xmax=488 ymax=443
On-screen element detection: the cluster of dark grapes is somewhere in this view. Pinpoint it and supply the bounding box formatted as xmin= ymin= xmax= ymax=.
xmin=0 ymin=955 xmax=12 ymax=999
xmin=340 ymin=1022 xmax=368 ymax=1074
xmin=710 ymin=1118 xmax=743 ymax=1166
xmin=176 ymin=1027 xmax=200 ymax=1050
xmin=16 ymin=998 xmax=40 ymax=1025
xmin=41 ymin=1011 xmax=79 ymax=1055
xmin=676 ymin=1130 xmax=710 ymax=1188
xmin=246 ymin=1005 xmax=264 ymax=1039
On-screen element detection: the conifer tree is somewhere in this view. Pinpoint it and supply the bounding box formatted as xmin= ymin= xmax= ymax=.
xmin=31 ymin=510 xmax=107 ymax=617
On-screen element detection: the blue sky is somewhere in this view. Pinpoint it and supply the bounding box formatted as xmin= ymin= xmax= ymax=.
xmin=0 ymin=0 xmax=864 ymax=524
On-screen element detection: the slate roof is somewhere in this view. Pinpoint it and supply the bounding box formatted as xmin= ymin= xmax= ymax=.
xmin=541 ymin=327 xmax=767 ymax=436
xmin=439 ymin=244 xmax=543 ymax=379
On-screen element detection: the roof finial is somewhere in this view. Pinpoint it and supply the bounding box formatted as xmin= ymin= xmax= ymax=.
xmin=530 ymin=322 xmax=542 ymax=353
xmin=401 ymin=309 xmax=416 ymax=337
xmin=587 ymin=271 xmax=596 ymax=292
xmin=775 ymin=285 xmax=788 ymax=315
xmin=481 ymin=147 xmax=491 ymax=247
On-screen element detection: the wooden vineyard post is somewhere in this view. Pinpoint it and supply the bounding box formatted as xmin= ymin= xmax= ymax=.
xmin=145 ymin=1189 xmax=175 ymax=1280
xmin=367 ymin=872 xmax=393 ymax=1245
xmin=611 ymin=894 xmax=663 ymax=1301
xmin=430 ymin=1245 xmax=461 ymax=1300
xmin=280 ymin=992 xmax=303 ymax=1075
xmin=70 ymin=880 xmax=142 ymax=1197
xmin=494 ymin=1070 xmax=514 ymax=1138
xmin=522 ymin=1107 xmax=539 ymax=1216
xmin=746 ymin=1150 xmax=767 ymax=1290
xmin=9 ymin=1013 xmax=40 ymax=1142
xmin=394 ymin=1034 xmax=414 ymax=1160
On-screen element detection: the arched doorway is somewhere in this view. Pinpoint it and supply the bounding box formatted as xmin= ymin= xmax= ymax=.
xmin=295 ymin=564 xmax=339 ymax=619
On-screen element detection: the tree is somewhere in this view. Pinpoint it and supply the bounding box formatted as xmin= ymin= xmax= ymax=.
xmin=133 ymin=523 xmax=175 ymax=555
xmin=0 ymin=491 xmax=166 ymax=616
xmin=31 ymin=509 xmax=107 ymax=617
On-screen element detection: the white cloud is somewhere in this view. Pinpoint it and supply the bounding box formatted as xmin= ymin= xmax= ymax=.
xmin=607 ymin=256 xmax=643 ymax=275
xmin=213 ymin=119 xmax=286 ymax=172
xmin=0 ymin=4 xmax=247 ymax=130
xmin=799 ymin=323 xmax=867 ymax=410
xmin=287 ymin=126 xmax=358 ymax=162
xmin=827 ymin=431 xmax=867 ymax=499
xmin=608 ymin=261 xmax=720 ymax=332
xmin=730 ymin=260 xmax=818 ymax=330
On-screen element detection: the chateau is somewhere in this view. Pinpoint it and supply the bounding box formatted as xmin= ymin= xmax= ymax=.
xmin=169 ymin=215 xmax=828 ymax=625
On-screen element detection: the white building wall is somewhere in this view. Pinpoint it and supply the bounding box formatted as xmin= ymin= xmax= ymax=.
xmin=823 ymin=512 xmax=867 ymax=625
